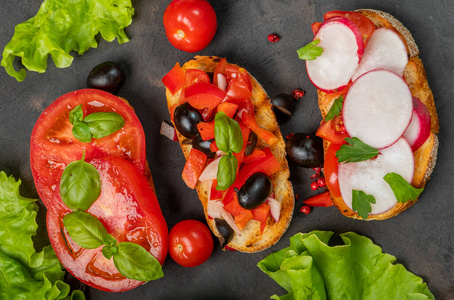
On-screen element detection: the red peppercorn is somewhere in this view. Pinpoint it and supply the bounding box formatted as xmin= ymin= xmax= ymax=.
xmin=310 ymin=173 xmax=319 ymax=180
xmin=268 ymin=33 xmax=280 ymax=43
xmin=312 ymin=167 xmax=321 ymax=172
xmin=286 ymin=132 xmax=294 ymax=140
xmin=295 ymin=193 xmax=300 ymax=200
xmin=300 ymin=205 xmax=312 ymax=214
xmin=291 ymin=88 xmax=305 ymax=100
xmin=310 ymin=181 xmax=319 ymax=191
xmin=317 ymin=177 xmax=326 ymax=188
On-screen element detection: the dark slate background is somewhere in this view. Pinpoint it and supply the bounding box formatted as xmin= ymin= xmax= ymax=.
xmin=1 ymin=0 xmax=453 ymax=299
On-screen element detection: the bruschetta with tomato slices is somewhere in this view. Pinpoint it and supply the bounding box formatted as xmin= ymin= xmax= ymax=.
xmin=163 ymin=56 xmax=294 ymax=252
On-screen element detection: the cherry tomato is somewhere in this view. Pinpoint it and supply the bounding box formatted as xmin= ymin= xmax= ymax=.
xmin=169 ymin=220 xmax=214 ymax=267
xmin=185 ymin=69 xmax=210 ymax=87
xmin=163 ymin=0 xmax=217 ymax=53
xmin=30 ymin=89 xmax=147 ymax=207
xmin=324 ymin=142 xmax=342 ymax=198
xmin=47 ymin=157 xmax=168 ymax=292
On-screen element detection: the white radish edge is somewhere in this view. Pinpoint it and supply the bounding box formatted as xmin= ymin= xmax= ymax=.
xmin=338 ymin=137 xmax=415 ymax=216
xmin=352 ymin=27 xmax=408 ymax=81
xmin=403 ymin=97 xmax=432 ymax=151
xmin=306 ymin=17 xmax=363 ymax=92
xmin=343 ymin=69 xmax=413 ymax=149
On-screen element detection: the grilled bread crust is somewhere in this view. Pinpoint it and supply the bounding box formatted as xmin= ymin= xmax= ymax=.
xmin=318 ymin=9 xmax=439 ymax=220
xmin=164 ymin=56 xmax=294 ymax=252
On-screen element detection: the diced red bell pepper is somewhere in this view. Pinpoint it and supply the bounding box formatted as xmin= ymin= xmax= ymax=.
xmin=238 ymin=121 xmax=251 ymax=150
xmin=224 ymin=78 xmax=252 ymax=104
xmin=241 ymin=112 xmax=278 ymax=146
xmin=223 ymin=148 xmax=280 ymax=205
xmin=243 ymin=149 xmax=266 ymax=164
xmin=224 ymin=194 xmax=244 ymax=216
xmin=200 ymin=107 xmax=215 ymax=122
xmin=162 ymin=63 xmax=185 ymax=95
xmin=185 ymin=69 xmax=210 ymax=87
xmin=210 ymin=140 xmax=219 ymax=152
xmin=182 ymin=148 xmax=208 ymax=189
xmin=210 ymin=180 xmax=224 ymax=200
xmin=252 ymin=203 xmax=270 ymax=234
xmin=233 ymin=148 xmax=245 ymax=173
xmin=217 ymin=102 xmax=238 ymax=119
xmin=303 ymin=191 xmax=334 ymax=207
xmin=185 ymin=82 xmax=226 ymax=110
xmin=197 ymin=121 xmax=215 ymax=141
xmin=224 ymin=194 xmax=253 ymax=231
xmin=213 ymin=57 xmax=228 ymax=87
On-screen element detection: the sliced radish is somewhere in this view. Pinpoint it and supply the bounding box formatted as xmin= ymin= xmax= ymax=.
xmin=403 ymin=97 xmax=432 ymax=152
xmin=352 ymin=28 xmax=408 ymax=81
xmin=199 ymin=156 xmax=222 ymax=182
xmin=306 ymin=17 xmax=364 ymax=92
xmin=160 ymin=121 xmax=178 ymax=141
xmin=338 ymin=137 xmax=414 ymax=215
xmin=343 ymin=70 xmax=413 ymax=149
xmin=267 ymin=197 xmax=281 ymax=223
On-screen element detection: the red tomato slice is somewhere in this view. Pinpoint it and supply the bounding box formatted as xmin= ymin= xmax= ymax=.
xmin=47 ymin=157 xmax=168 ymax=292
xmin=323 ymin=143 xmax=342 ymax=198
xmin=185 ymin=82 xmax=226 ymax=110
xmin=224 ymin=65 xmax=252 ymax=91
xmin=185 ymin=69 xmax=210 ymax=87
xmin=30 ymin=89 xmax=147 ymax=207
xmin=224 ymin=77 xmax=252 ymax=104
xmin=213 ymin=57 xmax=228 ymax=87
xmin=315 ymin=118 xmax=349 ymax=145
xmin=324 ymin=11 xmax=375 ymax=44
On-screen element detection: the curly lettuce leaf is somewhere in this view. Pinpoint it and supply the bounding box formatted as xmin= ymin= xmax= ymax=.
xmin=0 ymin=172 xmax=84 ymax=300
xmin=1 ymin=0 xmax=134 ymax=81
xmin=258 ymin=231 xmax=434 ymax=300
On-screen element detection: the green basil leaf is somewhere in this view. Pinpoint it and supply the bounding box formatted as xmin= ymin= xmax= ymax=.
xmin=69 ymin=105 xmax=84 ymax=125
xmin=297 ymin=39 xmax=323 ymax=61
xmin=83 ymin=112 xmax=125 ymax=139
xmin=63 ymin=211 xmax=107 ymax=249
xmin=60 ymin=154 xmax=101 ymax=211
xmin=103 ymin=233 xmax=118 ymax=247
xmin=214 ymin=112 xmax=243 ymax=153
xmin=351 ymin=190 xmax=376 ymax=220
xmin=216 ymin=153 xmax=238 ymax=191
xmin=113 ymin=242 xmax=163 ymax=281
xmin=384 ymin=172 xmax=424 ymax=203
xmin=336 ymin=137 xmax=379 ymax=163
xmin=72 ymin=122 xmax=92 ymax=143
xmin=102 ymin=245 xmax=118 ymax=260
xmin=324 ymin=95 xmax=344 ymax=121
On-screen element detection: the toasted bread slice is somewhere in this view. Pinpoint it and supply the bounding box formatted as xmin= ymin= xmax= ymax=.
xmin=317 ymin=9 xmax=439 ymax=220
xmin=164 ymin=56 xmax=294 ymax=252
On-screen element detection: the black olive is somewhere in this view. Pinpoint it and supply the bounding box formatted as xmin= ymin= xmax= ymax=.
xmin=174 ymin=102 xmax=203 ymax=138
xmin=236 ymin=172 xmax=272 ymax=210
xmin=87 ymin=61 xmax=125 ymax=94
xmin=244 ymin=131 xmax=257 ymax=156
xmin=192 ymin=136 xmax=215 ymax=158
xmin=271 ymin=93 xmax=296 ymax=123
xmin=286 ymin=133 xmax=324 ymax=168
xmin=214 ymin=218 xmax=234 ymax=249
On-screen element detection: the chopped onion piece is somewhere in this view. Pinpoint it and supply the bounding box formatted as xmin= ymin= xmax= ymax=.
xmin=199 ymin=156 xmax=222 ymax=182
xmin=207 ymin=200 xmax=224 ymax=219
xmin=236 ymin=108 xmax=247 ymax=119
xmin=160 ymin=121 xmax=178 ymax=141
xmin=221 ymin=208 xmax=241 ymax=234
xmin=217 ymin=73 xmax=227 ymax=91
xmin=267 ymin=197 xmax=281 ymax=223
